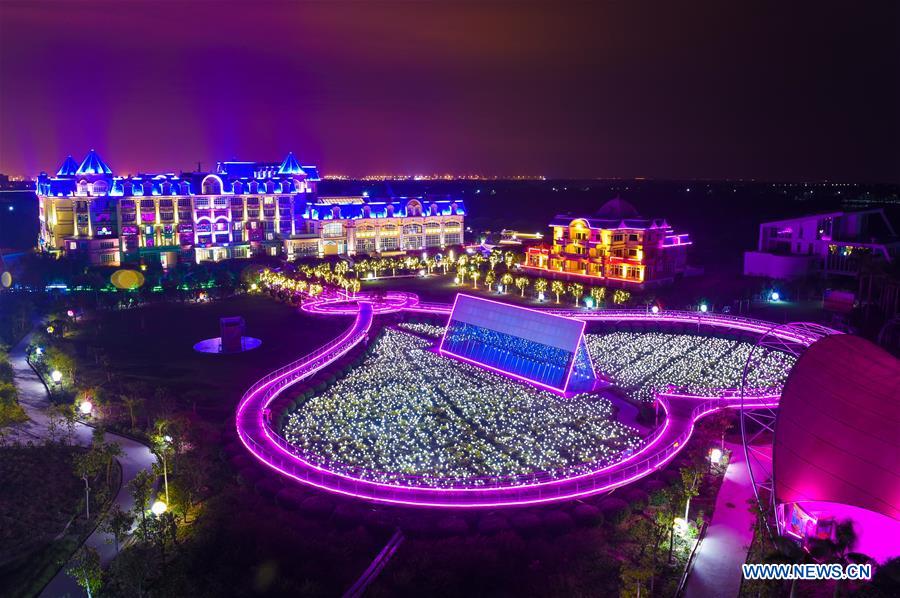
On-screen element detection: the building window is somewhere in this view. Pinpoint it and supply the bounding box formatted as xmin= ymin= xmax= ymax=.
xmin=381 ymin=237 xmax=399 ymax=250
xmin=323 ymin=222 xmax=343 ymax=237
xmin=613 ymin=234 xmax=623 ymax=242
xmin=628 ymin=234 xmax=639 ymax=242
xmin=425 ymin=234 xmax=441 ymax=247
xmin=444 ymin=233 xmax=461 ymax=245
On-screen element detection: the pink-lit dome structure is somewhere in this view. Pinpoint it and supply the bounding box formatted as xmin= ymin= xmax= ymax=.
xmin=773 ymin=334 xmax=900 ymax=562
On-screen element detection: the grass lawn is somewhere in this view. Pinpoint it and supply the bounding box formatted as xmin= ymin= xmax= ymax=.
xmin=65 ymin=294 xmax=348 ymax=418
xmin=0 ymin=444 xmax=120 ymax=598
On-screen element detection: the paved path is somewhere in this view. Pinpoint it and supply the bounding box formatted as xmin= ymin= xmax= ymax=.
xmin=7 ymin=332 xmax=156 ymax=598
xmin=684 ymin=441 xmax=772 ymax=598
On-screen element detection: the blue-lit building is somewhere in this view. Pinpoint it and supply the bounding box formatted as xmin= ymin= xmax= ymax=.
xmin=36 ymin=151 xmax=465 ymax=266
xmin=439 ymin=294 xmax=596 ymax=394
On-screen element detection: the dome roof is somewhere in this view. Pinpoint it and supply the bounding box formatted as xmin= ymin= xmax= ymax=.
xmin=596 ymin=197 xmax=640 ymax=220
xmin=773 ymin=334 xmax=900 ymax=521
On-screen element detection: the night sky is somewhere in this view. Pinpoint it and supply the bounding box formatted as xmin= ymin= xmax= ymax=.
xmin=1 ymin=1 xmax=897 ymax=181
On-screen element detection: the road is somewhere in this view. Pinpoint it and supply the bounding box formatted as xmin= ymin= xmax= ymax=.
xmin=7 ymin=331 xmax=157 ymax=598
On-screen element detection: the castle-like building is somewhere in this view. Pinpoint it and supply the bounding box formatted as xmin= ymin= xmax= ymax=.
xmin=37 ymin=151 xmax=465 ymax=266
xmin=524 ymin=198 xmax=690 ymax=286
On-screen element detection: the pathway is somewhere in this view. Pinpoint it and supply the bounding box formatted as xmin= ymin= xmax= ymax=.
xmin=7 ymin=331 xmax=157 ymax=598
xmin=684 ymin=441 xmax=771 ymax=598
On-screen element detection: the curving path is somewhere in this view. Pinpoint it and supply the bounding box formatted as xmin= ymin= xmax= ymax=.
xmin=6 ymin=331 xmax=156 ymax=598
xmin=236 ymin=292 xmax=834 ymax=508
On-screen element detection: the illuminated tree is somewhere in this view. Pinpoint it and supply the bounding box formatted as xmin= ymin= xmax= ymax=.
xmin=488 ymin=251 xmax=502 ymax=271
xmin=515 ymin=276 xmax=529 ymax=297
xmin=534 ymin=278 xmax=548 ymax=298
xmin=590 ymin=286 xmax=606 ymax=306
xmin=456 ymin=264 xmax=468 ymax=284
xmin=680 ymin=465 xmax=703 ymax=520
xmin=551 ymin=280 xmax=565 ymax=303
xmin=485 ymin=270 xmax=496 ymax=291
xmin=504 ymin=251 xmax=516 ymax=271
xmin=613 ymin=289 xmax=631 ymax=305
xmin=568 ymin=282 xmax=584 ymax=306
xmin=500 ymin=273 xmax=514 ymax=293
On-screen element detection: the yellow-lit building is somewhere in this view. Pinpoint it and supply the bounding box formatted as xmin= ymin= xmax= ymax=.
xmin=524 ymin=198 xmax=690 ymax=286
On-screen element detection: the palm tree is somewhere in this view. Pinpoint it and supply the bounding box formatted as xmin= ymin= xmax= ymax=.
xmin=489 ymin=251 xmax=502 ymax=271
xmin=551 ymin=280 xmax=565 ymax=303
xmin=485 ymin=270 xmax=496 ymax=291
xmin=515 ymin=276 xmax=529 ymax=297
xmin=504 ymin=251 xmax=516 ymax=271
xmin=590 ymin=286 xmax=606 ymax=306
xmin=568 ymin=282 xmax=584 ymax=306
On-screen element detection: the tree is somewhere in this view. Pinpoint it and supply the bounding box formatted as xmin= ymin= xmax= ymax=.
xmin=551 ymin=280 xmax=565 ymax=303
xmin=470 ymin=268 xmax=480 ymax=289
xmin=590 ymin=286 xmax=606 ymax=306
xmin=613 ymin=289 xmax=631 ymax=305
xmin=534 ymin=278 xmax=548 ymax=299
xmin=67 ymin=546 xmax=102 ymax=598
xmin=121 ymin=395 xmax=143 ymax=431
xmin=515 ymin=276 xmax=529 ymax=297
xmin=500 ymin=273 xmax=513 ymax=293
xmin=129 ymin=469 xmax=155 ymax=538
xmin=489 ymin=251 xmax=502 ymax=271
xmin=103 ymin=503 xmax=135 ymax=554
xmin=568 ymin=282 xmax=584 ymax=306
xmin=680 ymin=465 xmax=703 ymax=520
xmin=484 ymin=270 xmax=496 ymax=291
xmin=504 ymin=251 xmax=516 ymax=271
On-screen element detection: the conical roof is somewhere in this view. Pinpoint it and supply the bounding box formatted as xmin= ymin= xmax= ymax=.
xmin=277 ymin=152 xmax=306 ymax=175
xmin=75 ymin=149 xmax=112 ymax=176
xmin=56 ymin=155 xmax=80 ymax=176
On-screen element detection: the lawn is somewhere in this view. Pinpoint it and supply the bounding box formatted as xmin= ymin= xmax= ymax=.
xmin=64 ymin=294 xmax=347 ymax=418
xmin=0 ymin=444 xmax=120 ymax=598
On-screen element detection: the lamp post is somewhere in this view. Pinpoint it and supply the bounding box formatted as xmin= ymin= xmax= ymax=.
xmin=51 ymin=370 xmax=63 ymax=384
xmin=160 ymin=435 xmax=172 ymax=504
xmin=79 ymin=400 xmax=93 ymax=417
xmin=83 ymin=474 xmax=90 ymax=519
xmin=150 ymin=500 xmax=167 ymax=517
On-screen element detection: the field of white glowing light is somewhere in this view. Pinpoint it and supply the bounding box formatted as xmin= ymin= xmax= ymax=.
xmin=282 ymin=328 xmax=642 ymax=485
xmin=584 ymin=332 xmax=796 ymax=402
xmin=397 ymin=324 xmax=797 ymax=403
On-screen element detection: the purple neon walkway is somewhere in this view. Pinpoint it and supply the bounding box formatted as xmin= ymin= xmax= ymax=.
xmin=236 ymin=293 xmax=810 ymax=508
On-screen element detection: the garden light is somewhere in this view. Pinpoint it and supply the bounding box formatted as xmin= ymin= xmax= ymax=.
xmin=709 ymin=447 xmax=723 ymax=464
xmin=79 ymin=401 xmax=93 ymax=415
xmin=150 ymin=500 xmax=167 ymax=516
xmin=50 ymin=370 xmax=63 ymax=383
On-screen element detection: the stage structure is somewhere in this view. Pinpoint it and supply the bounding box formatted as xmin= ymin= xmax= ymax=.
xmin=439 ymin=294 xmax=596 ymax=393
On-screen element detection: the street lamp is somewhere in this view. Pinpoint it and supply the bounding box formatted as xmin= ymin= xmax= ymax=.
xmin=50 ymin=370 xmax=63 ymax=384
xmin=34 ymin=346 xmax=43 ymax=357
xmin=651 ymin=305 xmax=660 ymax=314
xmin=770 ymin=291 xmax=780 ymax=302
xmin=79 ymin=401 xmax=93 ymax=416
xmin=699 ymin=303 xmax=708 ymax=313
xmin=150 ymin=500 xmax=167 ymax=516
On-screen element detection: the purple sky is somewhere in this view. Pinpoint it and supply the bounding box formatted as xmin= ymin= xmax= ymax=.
xmin=1 ymin=1 xmax=897 ymax=181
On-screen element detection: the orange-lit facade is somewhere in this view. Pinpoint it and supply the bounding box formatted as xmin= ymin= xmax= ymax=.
xmin=524 ymin=200 xmax=690 ymax=286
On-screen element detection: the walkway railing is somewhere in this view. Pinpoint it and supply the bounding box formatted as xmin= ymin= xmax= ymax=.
xmin=235 ymin=292 xmax=813 ymax=507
